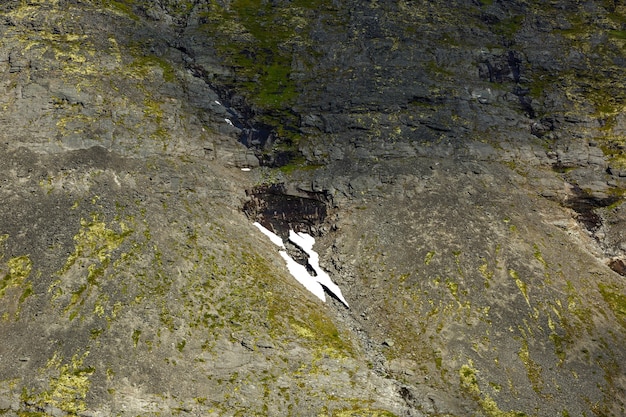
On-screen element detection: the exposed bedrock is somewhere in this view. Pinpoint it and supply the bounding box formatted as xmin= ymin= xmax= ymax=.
xmin=0 ymin=1 xmax=625 ymax=416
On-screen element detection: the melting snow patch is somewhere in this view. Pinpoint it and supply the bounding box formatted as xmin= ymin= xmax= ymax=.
xmin=253 ymin=222 xmax=349 ymax=307
xmin=253 ymin=222 xmax=285 ymax=248
xmin=288 ymin=230 xmax=349 ymax=307
xmin=279 ymin=250 xmax=327 ymax=302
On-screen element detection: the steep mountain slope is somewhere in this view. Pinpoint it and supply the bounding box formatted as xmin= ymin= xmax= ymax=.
xmin=1 ymin=1 xmax=625 ymax=416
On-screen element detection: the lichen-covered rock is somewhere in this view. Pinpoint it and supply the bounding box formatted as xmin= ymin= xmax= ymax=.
xmin=1 ymin=1 xmax=625 ymax=416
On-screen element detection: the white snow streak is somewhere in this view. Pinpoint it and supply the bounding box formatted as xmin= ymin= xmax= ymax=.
xmin=253 ymin=222 xmax=285 ymax=247
xmin=288 ymin=230 xmax=349 ymax=307
xmin=279 ymin=250 xmax=327 ymax=302
xmin=253 ymin=222 xmax=349 ymax=307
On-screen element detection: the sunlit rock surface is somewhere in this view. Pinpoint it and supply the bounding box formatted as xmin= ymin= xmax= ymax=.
xmin=1 ymin=1 xmax=625 ymax=416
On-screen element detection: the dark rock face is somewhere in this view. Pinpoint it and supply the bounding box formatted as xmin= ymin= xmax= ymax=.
xmin=244 ymin=184 xmax=329 ymax=236
xmin=1 ymin=1 xmax=626 ymax=416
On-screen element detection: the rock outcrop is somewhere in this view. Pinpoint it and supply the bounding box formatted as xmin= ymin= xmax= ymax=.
xmin=1 ymin=1 xmax=625 ymax=416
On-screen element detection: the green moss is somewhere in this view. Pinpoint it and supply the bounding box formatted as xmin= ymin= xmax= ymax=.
xmin=199 ymin=0 xmax=304 ymax=109
xmin=609 ymin=30 xmax=626 ymax=40
xmin=600 ymin=139 xmax=626 ymax=168
xmin=549 ymin=331 xmax=566 ymax=365
xmin=197 ymin=0 xmax=343 ymax=146
xmin=492 ymin=15 xmax=525 ymax=39
xmin=96 ymin=0 xmax=139 ymax=20
xmin=278 ymin=158 xmax=323 ymax=174
xmin=130 ymin=54 xmax=177 ymax=83
xmin=425 ymin=60 xmax=454 ymax=78
xmin=254 ymin=63 xmax=298 ymax=108
xmin=132 ymin=329 xmax=141 ymax=348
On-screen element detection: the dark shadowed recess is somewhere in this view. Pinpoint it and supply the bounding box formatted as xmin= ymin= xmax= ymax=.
xmin=243 ymin=184 xmax=329 ymax=238
xmin=564 ymin=185 xmax=619 ymax=233
xmin=563 ymin=185 xmax=626 ymax=277
xmin=191 ymin=69 xmax=301 ymax=168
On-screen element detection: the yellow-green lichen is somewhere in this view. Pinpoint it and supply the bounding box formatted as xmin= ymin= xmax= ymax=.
xmin=459 ymin=361 xmax=481 ymax=396
xmin=52 ymin=215 xmax=132 ymax=319
xmin=459 ymin=361 xmax=528 ymax=417
xmin=509 ymin=269 xmax=529 ymax=306
xmin=445 ymin=278 xmax=459 ymax=299
xmin=291 ymin=322 xmax=316 ymax=339
xmin=0 ymin=252 xmax=34 ymax=321
xmin=479 ymin=259 xmax=494 ymax=288
xmin=598 ymin=283 xmax=626 ymax=329
xmin=424 ymin=251 xmax=436 ymax=265
xmin=331 ymin=409 xmax=399 ymax=417
xmin=1 ymin=255 xmax=33 ymax=299
xmin=517 ymin=339 xmax=544 ymax=395
xmin=546 ymin=312 xmax=567 ymax=364
xmin=60 ymin=215 xmax=131 ymax=273
xmin=532 ymin=244 xmax=548 ymax=269
xmin=564 ymin=280 xmax=594 ymax=334
xmin=0 ymin=233 xmax=8 ymax=248
xmin=24 ymin=352 xmax=94 ymax=415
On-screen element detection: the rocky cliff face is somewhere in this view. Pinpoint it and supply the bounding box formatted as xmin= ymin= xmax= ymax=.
xmin=1 ymin=1 xmax=626 ymax=416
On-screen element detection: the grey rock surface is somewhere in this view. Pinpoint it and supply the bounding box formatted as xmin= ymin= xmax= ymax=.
xmin=1 ymin=1 xmax=625 ymax=416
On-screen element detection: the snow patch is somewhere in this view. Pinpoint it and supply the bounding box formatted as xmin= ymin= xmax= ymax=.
xmin=225 ymin=118 xmax=233 ymax=126
xmin=279 ymin=250 xmax=326 ymax=302
xmin=253 ymin=222 xmax=349 ymax=307
xmin=253 ymin=222 xmax=285 ymax=248
xmin=288 ymin=230 xmax=349 ymax=307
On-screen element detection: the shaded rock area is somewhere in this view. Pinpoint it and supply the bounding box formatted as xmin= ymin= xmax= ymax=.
xmin=244 ymin=184 xmax=330 ymax=237
xmin=0 ymin=1 xmax=626 ymax=417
